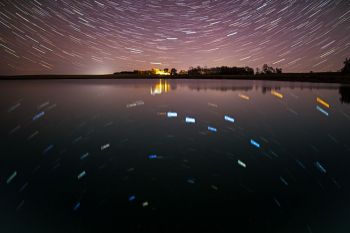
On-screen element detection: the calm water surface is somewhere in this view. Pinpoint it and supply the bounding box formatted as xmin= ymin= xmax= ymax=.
xmin=1 ymin=79 xmax=350 ymax=233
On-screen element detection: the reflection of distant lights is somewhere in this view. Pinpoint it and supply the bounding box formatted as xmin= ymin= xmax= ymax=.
xmin=271 ymin=90 xmax=284 ymax=99
xmin=80 ymin=153 xmax=89 ymax=160
xmin=101 ymin=143 xmax=110 ymax=151
xmin=224 ymin=115 xmax=235 ymax=123
xmin=208 ymin=103 xmax=218 ymax=108
xmin=315 ymin=161 xmax=327 ymax=173
xmin=238 ymin=160 xmax=246 ymax=168
xmin=167 ymin=112 xmax=178 ymax=118
xmin=280 ymin=177 xmax=289 ymax=186
xmin=128 ymin=195 xmax=136 ymax=202
xmin=238 ymin=93 xmax=250 ymax=100
xmin=208 ymin=126 xmax=217 ymax=132
xmin=126 ymin=100 xmax=144 ymax=108
xmin=316 ymin=105 xmax=329 ymax=116
xmin=73 ymin=202 xmax=80 ymax=211
xmin=317 ymin=97 xmax=330 ymax=108
xmin=148 ymin=154 xmax=158 ymax=159
xmin=185 ymin=117 xmax=196 ymax=123
xmin=77 ymin=171 xmax=86 ymax=180
xmin=33 ymin=111 xmax=45 ymax=121
xmin=187 ymin=178 xmax=196 ymax=184
xmin=6 ymin=171 xmax=17 ymax=184
xmin=250 ymin=139 xmax=260 ymax=148
xmin=150 ymin=79 xmax=171 ymax=95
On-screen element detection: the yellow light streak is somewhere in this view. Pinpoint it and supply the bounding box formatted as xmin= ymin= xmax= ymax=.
xmin=317 ymin=97 xmax=330 ymax=108
xmin=238 ymin=93 xmax=250 ymax=100
xmin=271 ymin=90 xmax=284 ymax=99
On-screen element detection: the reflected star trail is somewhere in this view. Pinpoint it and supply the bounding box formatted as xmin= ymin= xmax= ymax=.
xmin=0 ymin=0 xmax=350 ymax=75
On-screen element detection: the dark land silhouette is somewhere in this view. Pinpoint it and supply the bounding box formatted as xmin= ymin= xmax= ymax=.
xmin=1 ymin=58 xmax=350 ymax=83
xmin=339 ymin=85 xmax=350 ymax=104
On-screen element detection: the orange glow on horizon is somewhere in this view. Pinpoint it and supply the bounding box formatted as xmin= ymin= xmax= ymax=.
xmin=153 ymin=68 xmax=170 ymax=76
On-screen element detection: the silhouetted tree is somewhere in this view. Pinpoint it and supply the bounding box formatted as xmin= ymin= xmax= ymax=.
xmin=256 ymin=68 xmax=260 ymax=75
xmin=276 ymin=68 xmax=283 ymax=74
xmin=188 ymin=66 xmax=203 ymax=76
xmin=164 ymin=68 xmax=169 ymax=73
xmin=170 ymin=68 xmax=177 ymax=76
xmin=341 ymin=58 xmax=350 ymax=73
xmin=262 ymin=64 xmax=275 ymax=74
xmin=245 ymin=67 xmax=254 ymax=75
xmin=179 ymin=70 xmax=187 ymax=75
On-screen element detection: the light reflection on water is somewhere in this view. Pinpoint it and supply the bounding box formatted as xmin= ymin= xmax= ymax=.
xmin=0 ymin=79 xmax=350 ymax=233
xmin=150 ymin=79 xmax=171 ymax=95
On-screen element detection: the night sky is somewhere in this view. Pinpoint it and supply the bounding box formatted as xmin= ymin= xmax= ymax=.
xmin=0 ymin=0 xmax=350 ymax=75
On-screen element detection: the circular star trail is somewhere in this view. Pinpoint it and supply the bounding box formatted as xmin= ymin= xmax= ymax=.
xmin=0 ymin=0 xmax=350 ymax=75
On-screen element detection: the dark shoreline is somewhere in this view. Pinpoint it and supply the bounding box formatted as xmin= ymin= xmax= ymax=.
xmin=1 ymin=73 xmax=350 ymax=84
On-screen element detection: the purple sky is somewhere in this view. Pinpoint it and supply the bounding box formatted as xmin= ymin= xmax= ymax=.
xmin=0 ymin=0 xmax=350 ymax=75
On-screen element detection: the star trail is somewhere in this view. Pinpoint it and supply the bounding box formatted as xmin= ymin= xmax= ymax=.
xmin=0 ymin=0 xmax=350 ymax=75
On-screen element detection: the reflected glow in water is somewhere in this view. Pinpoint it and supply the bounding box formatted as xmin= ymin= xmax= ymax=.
xmin=0 ymin=79 xmax=350 ymax=233
xmin=150 ymin=79 xmax=171 ymax=95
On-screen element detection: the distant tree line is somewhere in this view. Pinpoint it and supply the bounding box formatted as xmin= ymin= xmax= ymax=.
xmin=114 ymin=58 xmax=350 ymax=77
xmin=114 ymin=64 xmax=284 ymax=76
xmin=256 ymin=64 xmax=282 ymax=74
xmin=170 ymin=68 xmax=177 ymax=75
xmin=188 ymin=66 xmax=254 ymax=76
xmin=116 ymin=68 xmax=178 ymax=76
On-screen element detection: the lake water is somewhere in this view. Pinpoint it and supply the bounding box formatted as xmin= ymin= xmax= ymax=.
xmin=1 ymin=79 xmax=350 ymax=233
